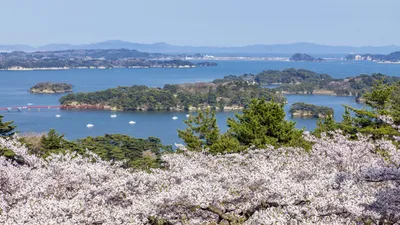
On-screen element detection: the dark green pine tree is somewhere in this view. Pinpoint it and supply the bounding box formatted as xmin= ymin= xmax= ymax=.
xmin=208 ymin=133 xmax=242 ymax=154
xmin=0 ymin=115 xmax=23 ymax=163
xmin=387 ymin=82 xmax=400 ymax=124
xmin=340 ymin=81 xmax=400 ymax=140
xmin=38 ymin=129 xmax=72 ymax=157
xmin=227 ymin=99 xmax=309 ymax=149
xmin=41 ymin=129 xmax=65 ymax=149
xmin=313 ymin=114 xmax=338 ymax=137
xmin=0 ymin=115 xmax=17 ymax=137
xmin=177 ymin=108 xmax=220 ymax=151
xmin=110 ymin=146 xmax=126 ymax=161
xmin=338 ymin=107 xmax=358 ymax=138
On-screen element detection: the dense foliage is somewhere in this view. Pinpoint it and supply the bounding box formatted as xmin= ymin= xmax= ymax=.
xmin=214 ymin=69 xmax=400 ymax=96
xmin=339 ymin=82 xmax=400 ymax=140
xmin=179 ymin=99 xmax=311 ymax=153
xmin=29 ymin=82 xmax=73 ymax=93
xmin=76 ymin=134 xmax=171 ymax=170
xmin=178 ymin=109 xmax=242 ymax=154
xmin=313 ymin=81 xmax=400 ymax=142
xmin=0 ymin=116 xmax=18 ymax=161
xmin=254 ymin=68 xmax=332 ymax=85
xmin=0 ymin=115 xmax=16 ymax=137
xmin=59 ymin=81 xmax=284 ymax=111
xmin=177 ymin=109 xmax=220 ymax=151
xmin=17 ymin=129 xmax=172 ymax=170
xmin=227 ymin=99 xmax=310 ymax=149
xmin=289 ymin=102 xmax=334 ymax=118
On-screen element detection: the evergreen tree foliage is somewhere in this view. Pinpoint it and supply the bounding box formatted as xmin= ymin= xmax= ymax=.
xmin=0 ymin=115 xmax=16 ymax=137
xmin=0 ymin=146 xmax=24 ymax=164
xmin=363 ymin=80 xmax=394 ymax=112
xmin=76 ymin=134 xmax=171 ymax=169
xmin=41 ymin=129 xmax=65 ymax=150
xmin=340 ymin=81 xmax=400 ymax=140
xmin=177 ymin=108 xmax=220 ymax=151
xmin=313 ymin=114 xmax=338 ymax=137
xmin=21 ymin=130 xmax=171 ymax=170
xmin=385 ymin=81 xmax=400 ymax=124
xmin=38 ymin=129 xmax=79 ymax=157
xmin=227 ymin=99 xmax=309 ymax=149
xmin=0 ymin=115 xmax=20 ymax=162
xmin=208 ymin=133 xmax=243 ymax=154
xmin=0 ymin=146 xmax=16 ymax=159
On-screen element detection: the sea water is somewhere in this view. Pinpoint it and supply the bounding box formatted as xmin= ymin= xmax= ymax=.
xmin=1 ymin=60 xmax=399 ymax=145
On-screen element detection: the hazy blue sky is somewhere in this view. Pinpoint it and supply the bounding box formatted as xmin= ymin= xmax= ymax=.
xmin=1 ymin=0 xmax=399 ymax=46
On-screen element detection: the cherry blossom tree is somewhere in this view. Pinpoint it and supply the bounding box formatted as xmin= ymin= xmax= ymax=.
xmin=0 ymin=128 xmax=399 ymax=224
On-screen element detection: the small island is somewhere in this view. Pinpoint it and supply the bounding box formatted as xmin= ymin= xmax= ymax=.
xmin=289 ymin=53 xmax=325 ymax=62
xmin=29 ymin=82 xmax=73 ymax=94
xmin=289 ymin=102 xmax=333 ymax=118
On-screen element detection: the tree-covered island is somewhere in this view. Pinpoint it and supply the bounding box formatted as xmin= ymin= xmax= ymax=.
xmin=289 ymin=102 xmax=334 ymax=118
xmin=289 ymin=53 xmax=325 ymax=62
xmin=29 ymin=82 xmax=73 ymax=94
xmin=59 ymin=68 xmax=400 ymax=111
xmin=59 ymin=79 xmax=285 ymax=111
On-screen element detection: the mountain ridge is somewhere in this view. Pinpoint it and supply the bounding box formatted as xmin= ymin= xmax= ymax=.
xmin=1 ymin=40 xmax=400 ymax=54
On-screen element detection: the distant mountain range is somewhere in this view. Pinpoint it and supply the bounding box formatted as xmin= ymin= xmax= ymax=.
xmin=1 ymin=40 xmax=400 ymax=54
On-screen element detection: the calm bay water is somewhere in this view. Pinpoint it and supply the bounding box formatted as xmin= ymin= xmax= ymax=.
xmin=1 ymin=60 xmax=399 ymax=145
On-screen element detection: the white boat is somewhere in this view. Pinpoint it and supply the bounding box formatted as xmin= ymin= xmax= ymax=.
xmin=86 ymin=124 xmax=94 ymax=128
xmin=186 ymin=114 xmax=190 ymax=118
xmin=128 ymin=121 xmax=136 ymax=124
xmin=172 ymin=116 xmax=178 ymax=120
xmin=55 ymin=114 xmax=61 ymax=118
xmin=110 ymin=114 xmax=117 ymax=118
xmin=27 ymin=103 xmax=33 ymax=106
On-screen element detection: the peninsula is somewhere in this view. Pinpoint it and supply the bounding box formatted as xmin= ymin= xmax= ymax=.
xmin=29 ymin=82 xmax=73 ymax=94
xmin=289 ymin=102 xmax=333 ymax=118
xmin=0 ymin=49 xmax=217 ymax=70
xmin=216 ymin=68 xmax=400 ymax=97
xmin=345 ymin=51 xmax=400 ymax=63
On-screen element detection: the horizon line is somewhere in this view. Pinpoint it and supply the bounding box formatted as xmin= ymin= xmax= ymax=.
xmin=0 ymin=40 xmax=399 ymax=49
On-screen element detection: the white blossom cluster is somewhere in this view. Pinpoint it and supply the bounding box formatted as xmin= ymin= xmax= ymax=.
xmin=378 ymin=115 xmax=400 ymax=142
xmin=0 ymin=132 xmax=399 ymax=224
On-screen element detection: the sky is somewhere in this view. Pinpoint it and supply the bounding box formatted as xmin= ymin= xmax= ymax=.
xmin=0 ymin=0 xmax=399 ymax=47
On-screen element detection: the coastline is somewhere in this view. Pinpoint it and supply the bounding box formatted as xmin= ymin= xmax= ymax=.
xmin=0 ymin=65 xmax=200 ymax=71
xmin=291 ymin=111 xmax=330 ymax=118
xmin=61 ymin=103 xmax=244 ymax=112
xmin=280 ymin=89 xmax=356 ymax=97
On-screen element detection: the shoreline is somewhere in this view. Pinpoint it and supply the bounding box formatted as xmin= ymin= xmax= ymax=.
xmin=0 ymin=65 xmax=202 ymax=71
xmin=60 ymin=92 xmax=360 ymax=113
xmin=60 ymin=104 xmax=245 ymax=112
